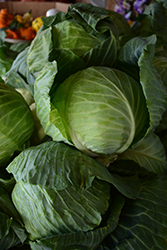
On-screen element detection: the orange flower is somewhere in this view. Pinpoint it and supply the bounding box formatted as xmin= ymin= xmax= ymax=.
xmin=19 ymin=26 xmax=36 ymax=40
xmin=0 ymin=9 xmax=14 ymax=28
xmin=6 ymin=29 xmax=21 ymax=39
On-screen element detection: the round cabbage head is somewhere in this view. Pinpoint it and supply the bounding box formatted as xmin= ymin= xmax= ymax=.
xmin=52 ymin=66 xmax=149 ymax=160
xmin=0 ymin=82 xmax=34 ymax=166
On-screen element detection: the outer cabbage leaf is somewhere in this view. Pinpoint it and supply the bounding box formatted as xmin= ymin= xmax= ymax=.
xmin=34 ymin=61 xmax=70 ymax=144
xmin=9 ymin=41 xmax=31 ymax=53
xmin=138 ymin=36 xmax=167 ymax=132
xmin=153 ymin=56 xmax=167 ymax=88
xmin=131 ymin=1 xmax=167 ymax=47
xmin=5 ymin=70 xmax=34 ymax=97
xmin=0 ymin=179 xmax=28 ymax=249
xmin=12 ymin=181 xmax=109 ymax=239
xmin=52 ymin=20 xmax=118 ymax=68
xmin=118 ymin=132 xmax=167 ymax=174
xmin=0 ymin=182 xmax=22 ymax=225
xmin=105 ymin=174 xmax=167 ymax=250
xmin=6 ymin=141 xmax=134 ymax=241
xmin=0 ymin=212 xmax=13 ymax=239
xmin=81 ymin=30 xmax=117 ymax=67
xmin=118 ymin=35 xmax=167 ymax=136
xmin=0 ymin=212 xmax=20 ymax=250
xmin=0 ymin=213 xmax=27 ymax=250
xmin=11 ymin=179 xmax=110 ymax=240
xmin=7 ymin=141 xmax=141 ymax=199
xmin=27 ymin=27 xmax=53 ymax=77
xmin=5 ymin=47 xmax=35 ymax=95
xmin=7 ymin=141 xmax=141 ymax=246
xmin=109 ymin=154 xmax=166 ymax=177
xmin=39 ymin=11 xmax=66 ymax=32
xmin=153 ymin=56 xmax=167 ymax=133
xmin=0 ymin=30 xmax=6 ymax=45
xmin=27 ymin=4 xmax=119 ymax=84
xmin=117 ymin=35 xmax=153 ymax=81
xmin=107 ymin=9 xmax=131 ymax=38
xmin=49 ymin=48 xmax=86 ymax=89
xmin=67 ymin=2 xmax=131 ymax=39
xmin=16 ymin=88 xmax=34 ymax=106
xmin=145 ymin=1 xmax=167 ymax=46
xmin=0 ymin=46 xmax=18 ymax=78
xmin=131 ymin=14 xmax=153 ymax=38
xmin=52 ymin=20 xmax=101 ymax=57
xmin=30 ymin=192 xmax=125 ymax=250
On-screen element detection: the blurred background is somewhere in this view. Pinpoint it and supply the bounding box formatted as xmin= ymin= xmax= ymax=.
xmin=0 ymin=0 xmax=153 ymax=20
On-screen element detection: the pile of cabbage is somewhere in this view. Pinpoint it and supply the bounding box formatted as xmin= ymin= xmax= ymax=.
xmin=0 ymin=1 xmax=167 ymax=249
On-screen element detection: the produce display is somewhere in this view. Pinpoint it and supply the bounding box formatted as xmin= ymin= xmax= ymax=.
xmin=0 ymin=8 xmax=43 ymax=40
xmin=0 ymin=1 xmax=167 ymax=249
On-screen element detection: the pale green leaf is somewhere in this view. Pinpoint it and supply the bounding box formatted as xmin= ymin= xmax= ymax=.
xmin=34 ymin=61 xmax=70 ymax=144
xmin=27 ymin=28 xmax=53 ymax=77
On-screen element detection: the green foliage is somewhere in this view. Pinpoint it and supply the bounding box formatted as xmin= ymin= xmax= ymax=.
xmin=0 ymin=82 xmax=34 ymax=166
xmin=1 ymin=1 xmax=167 ymax=250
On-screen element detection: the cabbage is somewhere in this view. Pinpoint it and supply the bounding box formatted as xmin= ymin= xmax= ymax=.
xmin=2 ymin=2 xmax=167 ymax=250
xmin=28 ymin=5 xmax=167 ymax=171
xmin=6 ymin=141 xmax=141 ymax=243
xmin=52 ymin=66 xmax=149 ymax=159
xmin=26 ymin=9 xmax=119 ymax=81
xmin=33 ymin=35 xmax=167 ymax=171
xmin=0 ymin=82 xmax=34 ymax=166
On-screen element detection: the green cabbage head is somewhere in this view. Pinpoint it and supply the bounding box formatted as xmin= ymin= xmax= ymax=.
xmin=35 ymin=66 xmax=149 ymax=162
xmin=0 ymin=82 xmax=34 ymax=166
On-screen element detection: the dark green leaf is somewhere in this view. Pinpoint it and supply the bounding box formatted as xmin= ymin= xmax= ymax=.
xmin=0 ymin=212 xmax=21 ymax=250
xmin=0 ymin=46 xmax=18 ymax=77
xmin=108 ymin=174 xmax=167 ymax=250
xmin=0 ymin=183 xmax=22 ymax=224
xmin=0 ymin=212 xmax=12 ymax=238
xmin=49 ymin=48 xmax=86 ymax=91
xmin=41 ymin=12 xmax=67 ymax=31
xmin=81 ymin=31 xmax=117 ymax=67
xmin=150 ymin=2 xmax=167 ymax=46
